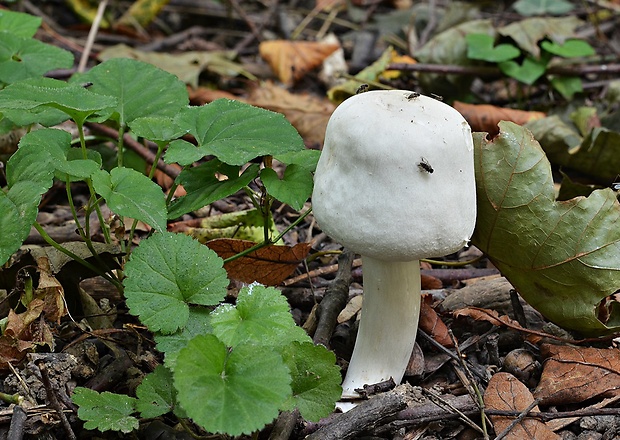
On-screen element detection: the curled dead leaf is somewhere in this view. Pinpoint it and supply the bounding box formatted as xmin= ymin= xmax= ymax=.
xmin=419 ymin=294 xmax=453 ymax=347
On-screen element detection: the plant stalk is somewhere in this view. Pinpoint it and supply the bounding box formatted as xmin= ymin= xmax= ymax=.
xmin=341 ymin=256 xmax=421 ymax=399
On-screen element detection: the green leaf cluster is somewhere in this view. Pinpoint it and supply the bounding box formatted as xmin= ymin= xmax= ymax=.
xmin=75 ymin=232 xmax=341 ymax=436
xmin=465 ymin=19 xmax=595 ymax=98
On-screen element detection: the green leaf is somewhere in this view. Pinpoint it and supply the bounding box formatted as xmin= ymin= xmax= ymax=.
xmin=155 ymin=307 xmax=213 ymax=368
xmin=80 ymin=58 xmax=189 ymax=127
xmin=541 ymin=39 xmax=595 ymax=58
xmin=175 ymin=100 xmax=305 ymax=166
xmin=167 ymin=161 xmax=259 ymax=219
xmin=0 ymin=33 xmax=74 ymax=85
xmin=173 ymin=334 xmax=291 ymax=436
xmin=0 ymin=182 xmax=49 ymax=265
xmin=261 ymin=165 xmax=313 ymax=211
xmin=123 ymin=232 xmax=228 ymax=334
xmin=165 ymin=139 xmax=203 ymax=166
xmin=128 ymin=116 xmax=187 ymax=143
xmin=72 ymin=387 xmax=138 ymax=434
xmin=210 ymin=283 xmax=309 ymax=348
xmin=280 ymin=342 xmax=341 ymax=421
xmin=513 ymin=0 xmax=574 ymax=16
xmin=499 ymin=56 xmax=548 ymax=85
xmin=0 ymin=77 xmax=117 ymax=124
xmin=549 ymin=75 xmax=583 ymax=100
xmin=466 ymin=34 xmax=520 ymax=63
xmin=275 ymin=149 xmax=320 ymax=172
xmin=136 ymin=365 xmax=177 ymax=418
xmin=92 ymin=167 xmax=167 ymax=231
xmin=0 ymin=10 xmax=41 ymax=38
xmin=472 ymin=121 xmax=620 ymax=335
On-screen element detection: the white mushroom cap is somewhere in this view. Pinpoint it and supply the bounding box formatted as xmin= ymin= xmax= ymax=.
xmin=312 ymin=90 xmax=476 ymax=261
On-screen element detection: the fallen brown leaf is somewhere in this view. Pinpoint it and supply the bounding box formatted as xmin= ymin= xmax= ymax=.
xmin=534 ymin=344 xmax=620 ymax=405
xmin=453 ymin=101 xmax=546 ymax=137
xmin=484 ymin=372 xmax=560 ymax=439
xmin=259 ymin=40 xmax=340 ymax=85
xmin=419 ymin=294 xmax=453 ymax=348
xmin=207 ymin=238 xmax=311 ymax=285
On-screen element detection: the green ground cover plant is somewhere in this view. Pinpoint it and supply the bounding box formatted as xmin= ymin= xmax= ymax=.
xmin=0 ymin=9 xmax=340 ymax=436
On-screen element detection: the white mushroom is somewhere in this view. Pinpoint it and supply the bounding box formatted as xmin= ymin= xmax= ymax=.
xmin=312 ymin=90 xmax=476 ymax=400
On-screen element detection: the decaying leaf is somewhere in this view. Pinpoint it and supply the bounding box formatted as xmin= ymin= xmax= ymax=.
xmin=484 ymin=372 xmax=560 ymax=439
xmin=419 ymin=295 xmax=453 ymax=348
xmin=472 ymin=122 xmax=620 ymax=335
xmin=454 ymin=101 xmax=545 ymax=137
xmin=534 ymin=344 xmax=620 ymax=406
xmin=207 ymin=239 xmax=311 ymax=285
xmin=259 ymin=40 xmax=340 ymax=85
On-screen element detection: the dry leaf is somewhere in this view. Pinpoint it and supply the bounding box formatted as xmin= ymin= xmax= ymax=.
xmin=419 ymin=294 xmax=453 ymax=347
xmin=484 ymin=372 xmax=560 ymax=439
xmin=453 ymin=101 xmax=546 ymax=137
xmin=337 ymin=295 xmax=363 ymax=323
xmin=534 ymin=344 xmax=620 ymax=405
xmin=207 ymin=238 xmax=311 ymax=285
xmin=247 ymin=82 xmax=335 ymax=146
xmin=259 ymin=40 xmax=340 ymax=85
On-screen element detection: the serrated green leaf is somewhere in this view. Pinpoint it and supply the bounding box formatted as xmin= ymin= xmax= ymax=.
xmin=174 ymin=334 xmax=291 ymax=436
xmin=92 ymin=167 xmax=167 ymax=231
xmin=129 ymin=116 xmax=187 ymax=142
xmin=136 ymin=365 xmax=177 ymax=418
xmin=123 ymin=232 xmax=228 ymax=334
xmin=0 ymin=77 xmax=116 ymax=124
xmin=210 ymin=283 xmax=309 ymax=348
xmin=280 ymin=342 xmax=341 ymax=421
xmin=466 ymin=34 xmax=520 ymax=63
xmin=165 ymin=139 xmax=204 ymax=166
xmin=167 ymin=161 xmax=259 ymax=219
xmin=472 ymin=121 xmax=620 ymax=335
xmin=0 ymin=33 xmax=74 ymax=85
xmin=541 ymin=39 xmax=595 ymax=58
xmin=80 ymin=58 xmax=189 ymax=127
xmin=0 ymin=10 xmax=41 ymax=37
xmin=155 ymin=307 xmax=213 ymax=368
xmin=261 ymin=165 xmax=313 ymax=211
xmin=175 ymin=100 xmax=305 ymax=166
xmin=72 ymin=387 xmax=138 ymax=434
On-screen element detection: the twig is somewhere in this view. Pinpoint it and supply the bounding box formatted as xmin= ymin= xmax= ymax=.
xmin=313 ymin=250 xmax=355 ymax=347
xmin=78 ymin=0 xmax=108 ymax=72
xmin=7 ymin=405 xmax=26 ymax=440
xmin=36 ymin=361 xmax=77 ymax=440
xmin=268 ymin=409 xmax=299 ymax=440
xmin=422 ymin=388 xmax=484 ymax=435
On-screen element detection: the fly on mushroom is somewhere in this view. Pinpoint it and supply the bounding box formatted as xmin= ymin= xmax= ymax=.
xmin=418 ymin=157 xmax=434 ymax=174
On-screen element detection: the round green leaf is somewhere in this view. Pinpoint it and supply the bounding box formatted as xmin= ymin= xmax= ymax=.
xmin=123 ymin=232 xmax=228 ymax=334
xmin=174 ymin=334 xmax=291 ymax=436
xmin=73 ymin=388 xmax=138 ymax=434
xmin=280 ymin=342 xmax=342 ymax=421
xmin=210 ymin=283 xmax=309 ymax=348
xmin=260 ymin=164 xmax=313 ymax=211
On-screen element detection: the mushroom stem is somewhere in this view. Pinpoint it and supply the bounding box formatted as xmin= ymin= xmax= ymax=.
xmin=341 ymin=256 xmax=421 ymax=399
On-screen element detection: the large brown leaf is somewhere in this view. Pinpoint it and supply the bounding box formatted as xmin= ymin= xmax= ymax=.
xmin=484 ymin=372 xmax=559 ymax=439
xmin=534 ymin=344 xmax=620 ymax=405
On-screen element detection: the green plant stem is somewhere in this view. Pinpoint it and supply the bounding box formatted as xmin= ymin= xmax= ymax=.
xmin=422 ymin=255 xmax=482 ymax=267
xmin=223 ymin=207 xmax=313 ymax=264
xmin=32 ymin=222 xmax=122 ymax=290
xmin=0 ymin=391 xmax=23 ymax=405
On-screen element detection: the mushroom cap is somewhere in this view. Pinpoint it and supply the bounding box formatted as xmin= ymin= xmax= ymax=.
xmin=312 ymin=90 xmax=476 ymax=261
